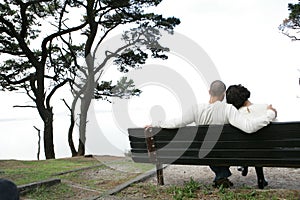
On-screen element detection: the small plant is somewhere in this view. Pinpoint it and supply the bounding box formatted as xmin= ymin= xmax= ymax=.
xmin=171 ymin=177 xmax=200 ymax=200
xmin=24 ymin=183 xmax=72 ymax=200
xmin=218 ymin=184 xmax=226 ymax=194
xmin=218 ymin=189 xmax=259 ymax=200
xmin=124 ymin=149 xmax=132 ymax=158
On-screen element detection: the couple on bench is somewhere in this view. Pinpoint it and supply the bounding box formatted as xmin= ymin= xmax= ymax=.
xmin=147 ymin=80 xmax=277 ymax=188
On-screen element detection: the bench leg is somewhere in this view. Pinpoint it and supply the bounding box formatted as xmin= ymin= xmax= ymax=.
xmin=156 ymin=163 xmax=164 ymax=185
xmin=255 ymin=167 xmax=268 ymax=189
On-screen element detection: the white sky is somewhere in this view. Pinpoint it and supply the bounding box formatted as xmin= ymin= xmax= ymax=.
xmin=0 ymin=0 xmax=300 ymax=159
xmin=107 ymin=0 xmax=300 ymax=124
xmin=155 ymin=0 xmax=300 ymax=121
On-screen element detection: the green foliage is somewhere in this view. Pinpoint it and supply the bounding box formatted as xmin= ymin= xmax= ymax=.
xmin=94 ymin=77 xmax=141 ymax=102
xmin=218 ymin=189 xmax=262 ymax=200
xmin=0 ymin=0 xmax=80 ymax=93
xmin=0 ymin=158 xmax=100 ymax=185
xmin=0 ymin=0 xmax=180 ymax=97
xmin=288 ymin=2 xmax=300 ymax=26
xmin=279 ymin=1 xmax=300 ymax=40
xmin=169 ymin=177 xmax=200 ymax=200
xmin=0 ymin=0 xmax=180 ymax=158
xmin=24 ymin=183 xmax=73 ymax=200
xmin=114 ymin=49 xmax=148 ymax=72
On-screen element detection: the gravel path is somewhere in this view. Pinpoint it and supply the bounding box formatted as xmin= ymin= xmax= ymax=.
xmin=146 ymin=165 xmax=300 ymax=190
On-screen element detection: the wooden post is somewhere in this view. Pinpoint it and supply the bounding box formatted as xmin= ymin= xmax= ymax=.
xmin=156 ymin=163 xmax=164 ymax=185
xmin=145 ymin=128 xmax=164 ymax=185
xmin=33 ymin=126 xmax=41 ymax=160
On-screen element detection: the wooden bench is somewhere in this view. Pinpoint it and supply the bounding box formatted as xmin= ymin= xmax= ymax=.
xmin=128 ymin=121 xmax=300 ymax=188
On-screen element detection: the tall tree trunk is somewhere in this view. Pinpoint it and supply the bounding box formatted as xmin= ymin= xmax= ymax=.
xmin=43 ymin=109 xmax=55 ymax=159
xmin=35 ymin=67 xmax=56 ymax=159
xmin=77 ymin=87 xmax=93 ymax=156
xmin=77 ymin=67 xmax=95 ymax=156
xmin=68 ymin=107 xmax=77 ymax=157
xmin=78 ymin=1 xmax=98 ymax=156
xmin=77 ymin=108 xmax=86 ymax=156
xmin=63 ymin=98 xmax=78 ymax=157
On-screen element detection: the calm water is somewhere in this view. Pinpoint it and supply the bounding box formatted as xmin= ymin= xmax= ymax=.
xmin=0 ymin=96 xmax=299 ymax=160
xmin=0 ymin=111 xmax=130 ymax=160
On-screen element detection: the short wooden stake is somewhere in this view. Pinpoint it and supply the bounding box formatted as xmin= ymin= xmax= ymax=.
xmin=156 ymin=163 xmax=164 ymax=185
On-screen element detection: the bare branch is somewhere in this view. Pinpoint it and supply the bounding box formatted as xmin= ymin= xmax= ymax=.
xmin=0 ymin=50 xmax=24 ymax=56
xmin=29 ymin=74 xmax=38 ymax=98
xmin=33 ymin=125 xmax=41 ymax=160
xmin=44 ymin=75 xmax=56 ymax=80
xmin=0 ymin=73 xmax=32 ymax=85
xmin=41 ymin=21 xmax=88 ymax=64
xmin=23 ymin=0 xmax=52 ymax=6
xmin=0 ymin=16 xmax=40 ymax=67
xmin=58 ymin=0 xmax=68 ymax=31
xmin=282 ymin=31 xmax=300 ymax=41
xmin=24 ymin=83 xmax=36 ymax=102
xmin=92 ymin=23 xmax=120 ymax=59
xmin=62 ymin=98 xmax=71 ymax=111
xmin=18 ymin=0 xmax=29 ymax=38
xmin=46 ymin=79 xmax=70 ymax=109
xmin=13 ymin=105 xmax=37 ymax=108
xmin=59 ymin=28 xmax=82 ymax=72
xmin=94 ymin=42 xmax=132 ymax=75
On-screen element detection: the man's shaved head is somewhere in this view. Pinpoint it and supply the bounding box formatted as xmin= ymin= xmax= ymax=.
xmin=209 ymin=80 xmax=226 ymax=97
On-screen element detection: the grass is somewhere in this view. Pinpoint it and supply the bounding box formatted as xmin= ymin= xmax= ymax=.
xmin=216 ymin=188 xmax=300 ymax=200
xmin=23 ymin=183 xmax=73 ymax=200
xmin=1 ymin=158 xmax=299 ymax=199
xmin=0 ymin=157 xmax=100 ymax=185
xmin=0 ymin=156 xmax=154 ymax=199
xmin=169 ymin=178 xmax=201 ymax=200
xmin=118 ymin=177 xmax=300 ymax=200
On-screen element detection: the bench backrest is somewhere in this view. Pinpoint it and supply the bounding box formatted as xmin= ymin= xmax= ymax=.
xmin=128 ymin=122 xmax=300 ymax=167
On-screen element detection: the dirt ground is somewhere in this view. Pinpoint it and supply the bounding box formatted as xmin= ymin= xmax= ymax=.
xmin=18 ymin=157 xmax=300 ymax=199
xmin=145 ymin=165 xmax=300 ymax=190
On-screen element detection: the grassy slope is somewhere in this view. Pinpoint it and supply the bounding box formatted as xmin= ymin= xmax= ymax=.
xmin=0 ymin=157 xmax=299 ymax=200
xmin=0 ymin=156 xmax=154 ymax=199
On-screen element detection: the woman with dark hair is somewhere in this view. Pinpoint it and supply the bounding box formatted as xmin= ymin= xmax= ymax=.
xmin=226 ymin=84 xmax=275 ymax=189
xmin=226 ymin=84 xmax=251 ymax=110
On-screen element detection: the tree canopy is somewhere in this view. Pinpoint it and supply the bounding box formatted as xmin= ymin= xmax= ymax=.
xmin=0 ymin=0 xmax=180 ymax=159
xmin=279 ymin=1 xmax=300 ymax=40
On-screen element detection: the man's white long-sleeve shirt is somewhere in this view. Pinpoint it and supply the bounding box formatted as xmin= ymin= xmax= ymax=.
xmin=152 ymin=101 xmax=276 ymax=133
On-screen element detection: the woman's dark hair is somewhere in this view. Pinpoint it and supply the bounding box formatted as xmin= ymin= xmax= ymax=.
xmin=226 ymin=84 xmax=250 ymax=109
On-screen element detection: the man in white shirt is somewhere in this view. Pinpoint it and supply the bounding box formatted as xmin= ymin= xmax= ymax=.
xmin=148 ymin=80 xmax=277 ymax=187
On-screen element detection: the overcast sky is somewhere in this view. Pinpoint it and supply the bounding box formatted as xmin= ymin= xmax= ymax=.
xmin=117 ymin=0 xmax=300 ymax=124
xmin=1 ymin=0 xmax=299 ymax=119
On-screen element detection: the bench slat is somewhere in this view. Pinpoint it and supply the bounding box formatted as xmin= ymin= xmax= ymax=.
xmin=152 ymin=129 xmax=300 ymax=141
xmin=131 ymin=155 xmax=300 ymax=167
xmin=128 ymin=122 xmax=300 ymax=168
xmin=131 ymin=148 xmax=300 ymax=159
xmin=131 ymin=140 xmax=300 ymax=150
